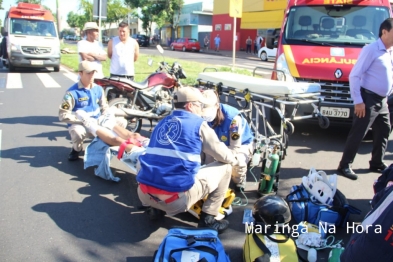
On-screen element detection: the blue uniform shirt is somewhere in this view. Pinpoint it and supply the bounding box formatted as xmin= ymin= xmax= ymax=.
xmin=137 ymin=110 xmax=204 ymax=192
xmin=211 ymin=104 xmax=253 ymax=146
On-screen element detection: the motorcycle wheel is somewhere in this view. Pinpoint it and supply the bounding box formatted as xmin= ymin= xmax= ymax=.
xmin=109 ymin=98 xmax=143 ymax=133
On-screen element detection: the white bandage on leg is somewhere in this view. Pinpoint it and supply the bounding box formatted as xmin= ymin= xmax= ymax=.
xmin=75 ymin=110 xmax=99 ymax=136
xmin=99 ymin=107 xmax=117 ymax=130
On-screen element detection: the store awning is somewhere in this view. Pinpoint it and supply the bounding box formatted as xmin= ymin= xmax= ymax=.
xmin=241 ymin=10 xmax=285 ymax=29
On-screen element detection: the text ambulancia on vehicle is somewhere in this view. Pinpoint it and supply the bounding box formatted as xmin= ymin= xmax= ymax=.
xmin=1 ymin=2 xmax=60 ymax=72
xmin=268 ymin=0 xmax=392 ymax=124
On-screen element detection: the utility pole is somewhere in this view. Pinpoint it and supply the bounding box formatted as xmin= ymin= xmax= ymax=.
xmin=98 ymin=0 xmax=102 ymax=43
xmin=56 ymin=0 xmax=61 ymax=36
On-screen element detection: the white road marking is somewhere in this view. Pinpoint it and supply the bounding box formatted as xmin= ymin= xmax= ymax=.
xmin=6 ymin=73 xmax=23 ymax=89
xmin=36 ymin=73 xmax=61 ymax=88
xmin=63 ymin=72 xmax=78 ymax=82
xmin=60 ymin=65 xmax=74 ymax=73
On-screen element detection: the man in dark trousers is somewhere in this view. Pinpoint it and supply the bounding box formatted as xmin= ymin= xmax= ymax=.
xmin=246 ymin=36 xmax=252 ymax=53
xmin=337 ymin=18 xmax=393 ymax=180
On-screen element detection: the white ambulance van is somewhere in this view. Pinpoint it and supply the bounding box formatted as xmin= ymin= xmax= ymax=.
xmin=2 ymin=2 xmax=60 ymax=72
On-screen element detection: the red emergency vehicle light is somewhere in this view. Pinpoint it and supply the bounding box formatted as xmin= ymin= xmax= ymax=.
xmin=8 ymin=2 xmax=54 ymax=20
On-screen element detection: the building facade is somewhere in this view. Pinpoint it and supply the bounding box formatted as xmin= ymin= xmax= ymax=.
xmin=162 ymin=2 xmax=212 ymax=46
xmin=212 ymin=0 xmax=287 ymax=51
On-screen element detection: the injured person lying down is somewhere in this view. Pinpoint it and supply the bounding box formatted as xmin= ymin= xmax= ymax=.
xmin=75 ymin=109 xmax=148 ymax=181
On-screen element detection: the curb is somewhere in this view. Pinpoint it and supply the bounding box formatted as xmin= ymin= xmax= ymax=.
xmin=160 ymin=46 xmax=261 ymax=60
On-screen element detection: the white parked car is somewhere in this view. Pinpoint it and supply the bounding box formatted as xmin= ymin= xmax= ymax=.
xmin=258 ymin=46 xmax=277 ymax=61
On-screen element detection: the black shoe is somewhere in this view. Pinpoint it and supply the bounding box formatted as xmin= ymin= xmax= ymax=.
xmin=337 ymin=167 xmax=358 ymax=180
xmin=68 ymin=149 xmax=81 ymax=161
xmin=145 ymin=207 xmax=165 ymax=220
xmin=198 ymin=212 xmax=229 ymax=234
xmin=369 ymin=163 xmax=388 ymax=172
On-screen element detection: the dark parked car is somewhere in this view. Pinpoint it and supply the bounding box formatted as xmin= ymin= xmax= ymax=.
xmin=102 ymin=36 xmax=110 ymax=44
xmin=132 ymin=34 xmax=150 ymax=47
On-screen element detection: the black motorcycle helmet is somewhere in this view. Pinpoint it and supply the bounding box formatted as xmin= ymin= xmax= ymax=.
xmin=252 ymin=195 xmax=291 ymax=225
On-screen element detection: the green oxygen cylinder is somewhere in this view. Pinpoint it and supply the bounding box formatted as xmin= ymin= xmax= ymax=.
xmin=262 ymin=146 xmax=279 ymax=194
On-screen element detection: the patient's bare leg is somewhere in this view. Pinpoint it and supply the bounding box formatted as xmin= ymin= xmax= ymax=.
xmin=112 ymin=125 xmax=142 ymax=140
xmin=96 ymin=127 xmax=138 ymax=152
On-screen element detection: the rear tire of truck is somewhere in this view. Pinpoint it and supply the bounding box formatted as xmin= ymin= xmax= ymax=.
xmin=54 ymin=66 xmax=60 ymax=72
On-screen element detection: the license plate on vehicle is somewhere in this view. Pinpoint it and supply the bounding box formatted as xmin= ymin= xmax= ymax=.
xmin=321 ymin=107 xmax=350 ymax=118
xmin=192 ymin=47 xmax=196 ymax=49
xmin=31 ymin=60 xmax=43 ymax=65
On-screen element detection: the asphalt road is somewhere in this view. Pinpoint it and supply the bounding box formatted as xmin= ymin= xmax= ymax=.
xmin=0 ymin=55 xmax=391 ymax=261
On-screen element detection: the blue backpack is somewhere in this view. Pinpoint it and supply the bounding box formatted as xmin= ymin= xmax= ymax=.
xmin=153 ymin=227 xmax=231 ymax=262
xmin=286 ymin=184 xmax=361 ymax=227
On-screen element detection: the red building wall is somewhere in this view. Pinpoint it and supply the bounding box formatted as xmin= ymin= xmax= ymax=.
xmin=211 ymin=14 xmax=258 ymax=51
xmin=211 ymin=14 xmax=240 ymax=51
xmin=240 ymin=29 xmax=258 ymax=51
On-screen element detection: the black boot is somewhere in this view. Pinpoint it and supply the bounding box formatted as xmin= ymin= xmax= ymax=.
xmin=68 ymin=148 xmax=81 ymax=161
xmin=145 ymin=207 xmax=166 ymax=220
xmin=198 ymin=211 xmax=229 ymax=234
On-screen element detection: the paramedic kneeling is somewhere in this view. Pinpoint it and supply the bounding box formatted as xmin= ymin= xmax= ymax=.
xmin=136 ymin=86 xmax=245 ymax=234
xmin=202 ymin=90 xmax=254 ymax=190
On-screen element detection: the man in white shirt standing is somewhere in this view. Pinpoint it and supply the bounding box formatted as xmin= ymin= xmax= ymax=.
xmin=77 ymin=22 xmax=107 ymax=78
xmin=107 ymin=21 xmax=139 ymax=80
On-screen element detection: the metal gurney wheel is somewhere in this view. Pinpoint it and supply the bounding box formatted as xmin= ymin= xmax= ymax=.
xmin=318 ymin=115 xmax=330 ymax=129
xmin=283 ymin=120 xmax=294 ymax=135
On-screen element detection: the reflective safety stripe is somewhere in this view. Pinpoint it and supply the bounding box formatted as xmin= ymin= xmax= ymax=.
xmin=264 ymin=235 xmax=280 ymax=262
xmin=146 ymin=147 xmax=201 ymax=163
xmin=362 ymin=189 xmax=393 ymax=226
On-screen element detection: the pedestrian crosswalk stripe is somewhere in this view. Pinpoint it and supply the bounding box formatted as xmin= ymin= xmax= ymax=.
xmin=36 ymin=73 xmax=61 ymax=88
xmin=63 ymin=72 xmax=78 ymax=82
xmin=6 ymin=73 xmax=22 ymax=89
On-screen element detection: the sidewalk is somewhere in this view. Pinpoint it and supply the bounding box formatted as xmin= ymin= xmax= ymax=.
xmin=159 ymin=45 xmax=261 ymax=61
xmin=200 ymin=48 xmax=261 ymax=61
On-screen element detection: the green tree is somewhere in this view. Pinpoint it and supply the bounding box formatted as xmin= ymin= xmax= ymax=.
xmin=67 ymin=11 xmax=84 ymax=31
xmin=125 ymin=0 xmax=183 ymax=38
xmin=106 ymin=0 xmax=131 ymax=28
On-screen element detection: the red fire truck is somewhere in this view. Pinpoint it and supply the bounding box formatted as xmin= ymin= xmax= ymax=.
xmin=267 ymin=0 xmax=392 ymax=123
xmin=2 ymin=2 xmax=60 ymax=72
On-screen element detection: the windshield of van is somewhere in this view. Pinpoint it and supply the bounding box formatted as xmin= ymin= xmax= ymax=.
xmin=283 ymin=6 xmax=389 ymax=46
xmin=10 ymin=18 xmax=57 ymax=37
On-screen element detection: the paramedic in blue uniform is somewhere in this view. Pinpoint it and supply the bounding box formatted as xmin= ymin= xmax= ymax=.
xmin=136 ymin=87 xmax=246 ymax=234
xmin=202 ymin=90 xmax=254 ymax=190
xmin=58 ymin=61 xmax=123 ymax=161
xmin=341 ymin=183 xmax=393 ymax=262
xmin=337 ymin=18 xmax=393 ymax=180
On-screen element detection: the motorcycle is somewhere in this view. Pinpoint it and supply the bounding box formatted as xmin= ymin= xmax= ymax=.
xmin=94 ymin=45 xmax=187 ymax=132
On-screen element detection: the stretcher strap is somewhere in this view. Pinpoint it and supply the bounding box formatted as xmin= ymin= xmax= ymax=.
xmin=117 ymin=138 xmax=142 ymax=160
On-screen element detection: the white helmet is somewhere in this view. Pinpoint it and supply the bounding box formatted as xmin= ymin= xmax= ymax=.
xmin=302 ymin=167 xmax=337 ymax=206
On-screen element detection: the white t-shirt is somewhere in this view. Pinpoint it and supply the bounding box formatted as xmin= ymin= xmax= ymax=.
xmin=110 ymin=36 xmax=136 ymax=76
xmin=77 ymin=40 xmax=105 ymax=78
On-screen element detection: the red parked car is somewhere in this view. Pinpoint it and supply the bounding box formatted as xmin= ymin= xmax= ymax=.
xmin=170 ymin=37 xmax=200 ymax=52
